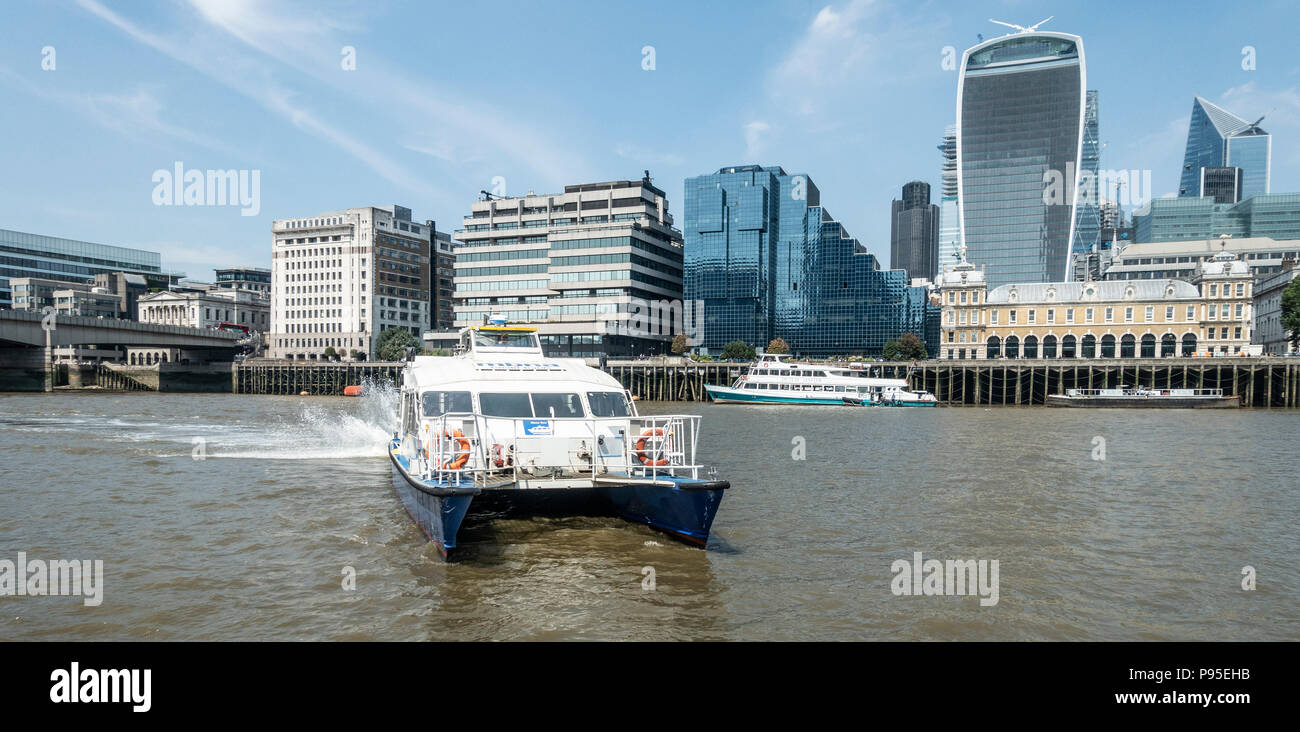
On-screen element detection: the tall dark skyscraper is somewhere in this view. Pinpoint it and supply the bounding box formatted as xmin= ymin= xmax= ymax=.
xmin=957 ymin=23 xmax=1089 ymax=287
xmin=890 ymin=181 xmax=939 ymax=282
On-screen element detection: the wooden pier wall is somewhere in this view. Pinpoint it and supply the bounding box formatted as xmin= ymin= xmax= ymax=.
xmin=607 ymin=357 xmax=1300 ymax=408
xmin=232 ymin=357 xmax=1300 ymax=407
xmin=234 ymin=361 xmax=402 ymax=395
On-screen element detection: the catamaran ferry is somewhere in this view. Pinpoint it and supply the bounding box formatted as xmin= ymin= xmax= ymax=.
xmin=389 ymin=319 xmax=729 ymax=558
xmin=703 ymin=353 xmax=937 ymax=407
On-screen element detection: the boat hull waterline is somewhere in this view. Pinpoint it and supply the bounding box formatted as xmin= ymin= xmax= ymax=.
xmin=390 ymin=444 xmax=728 ymax=557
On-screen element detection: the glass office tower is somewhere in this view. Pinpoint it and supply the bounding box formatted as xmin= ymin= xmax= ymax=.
xmin=957 ymin=31 xmax=1087 ymax=288
xmin=1178 ymin=96 xmax=1271 ymax=201
xmin=684 ymin=166 xmax=937 ymax=357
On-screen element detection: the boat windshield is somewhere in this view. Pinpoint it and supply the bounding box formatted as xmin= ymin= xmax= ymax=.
xmin=478 ymin=392 xmax=588 ymax=418
xmin=421 ymin=390 xmax=472 ymax=417
xmin=480 ymin=392 xmax=534 ymax=417
xmin=587 ymin=391 xmax=631 ymax=417
xmin=473 ymin=331 xmax=537 ymax=349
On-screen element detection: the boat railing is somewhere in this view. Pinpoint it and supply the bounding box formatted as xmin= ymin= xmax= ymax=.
xmin=414 ymin=411 xmax=704 ymax=484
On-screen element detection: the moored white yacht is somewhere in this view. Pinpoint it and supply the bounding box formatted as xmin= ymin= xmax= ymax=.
xmin=389 ymin=318 xmax=729 ymax=558
xmin=704 ymin=353 xmax=937 ymax=407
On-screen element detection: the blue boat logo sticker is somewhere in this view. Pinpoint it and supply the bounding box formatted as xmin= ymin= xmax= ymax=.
xmin=522 ymin=419 xmax=552 ymax=436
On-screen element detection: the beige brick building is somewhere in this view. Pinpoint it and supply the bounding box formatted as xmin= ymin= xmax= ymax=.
xmin=935 ymin=247 xmax=1255 ymax=360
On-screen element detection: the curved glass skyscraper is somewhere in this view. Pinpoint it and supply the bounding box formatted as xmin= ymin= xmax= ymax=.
xmin=957 ymin=31 xmax=1087 ymax=287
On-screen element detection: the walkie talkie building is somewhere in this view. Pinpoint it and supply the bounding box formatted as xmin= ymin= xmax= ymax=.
xmin=957 ymin=30 xmax=1088 ymax=287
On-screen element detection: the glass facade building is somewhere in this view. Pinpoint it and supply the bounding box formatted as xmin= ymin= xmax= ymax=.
xmin=684 ymin=165 xmax=938 ymax=358
xmin=957 ymin=32 xmax=1088 ymax=288
xmin=1179 ymin=97 xmax=1271 ymax=201
xmin=0 ymin=228 xmax=180 ymax=309
xmin=1133 ymin=193 xmax=1300 ymax=243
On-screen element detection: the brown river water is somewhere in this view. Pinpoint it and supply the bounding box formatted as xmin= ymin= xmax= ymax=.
xmin=1 ymin=390 xmax=1296 ymax=640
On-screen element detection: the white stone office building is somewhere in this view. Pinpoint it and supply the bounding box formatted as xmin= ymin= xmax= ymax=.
xmin=1096 ymin=236 xmax=1300 ymax=282
xmin=269 ymin=205 xmax=436 ymax=360
xmin=453 ymin=175 xmax=684 ymax=358
xmin=1252 ymin=262 xmax=1299 ymax=355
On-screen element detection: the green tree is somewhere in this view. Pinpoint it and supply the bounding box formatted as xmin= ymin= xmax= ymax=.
xmin=323 ymin=346 xmax=337 ymax=361
xmin=882 ymin=339 xmax=900 ymax=360
xmin=376 ymin=327 xmax=419 ymax=361
xmin=766 ymin=337 xmax=790 ymax=354
xmin=349 ymin=349 xmax=362 ymax=361
xmin=1282 ymin=276 xmax=1300 ymax=350
xmin=670 ymin=333 xmax=689 ymax=355
xmin=896 ymin=332 xmax=928 ymax=360
xmin=720 ymin=340 xmax=756 ymax=360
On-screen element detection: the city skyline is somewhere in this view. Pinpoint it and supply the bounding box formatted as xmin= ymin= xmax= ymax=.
xmin=2 ymin=0 xmax=1298 ymax=280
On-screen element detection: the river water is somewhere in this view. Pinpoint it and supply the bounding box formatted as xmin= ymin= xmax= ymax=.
xmin=1 ymin=390 xmax=1296 ymax=641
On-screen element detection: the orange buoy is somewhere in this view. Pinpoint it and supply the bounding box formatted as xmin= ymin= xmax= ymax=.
xmin=634 ymin=427 xmax=670 ymax=467
xmin=342 ymin=385 xmax=363 ymax=397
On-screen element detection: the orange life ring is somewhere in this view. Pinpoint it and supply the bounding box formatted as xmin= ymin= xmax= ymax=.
xmin=634 ymin=427 xmax=670 ymax=467
xmin=426 ymin=429 xmax=470 ymax=470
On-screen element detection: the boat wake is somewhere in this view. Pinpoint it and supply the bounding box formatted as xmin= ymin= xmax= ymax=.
xmin=213 ymin=379 xmax=399 ymax=460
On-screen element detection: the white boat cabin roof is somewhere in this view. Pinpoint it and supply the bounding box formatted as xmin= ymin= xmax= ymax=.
xmin=403 ymin=324 xmax=624 ymax=393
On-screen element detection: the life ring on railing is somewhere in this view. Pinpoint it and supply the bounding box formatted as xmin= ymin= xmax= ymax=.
xmin=427 ymin=429 xmax=470 ymax=470
xmin=634 ymin=427 xmax=671 ymax=467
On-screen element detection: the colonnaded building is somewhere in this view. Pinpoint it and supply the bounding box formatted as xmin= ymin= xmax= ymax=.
xmin=934 ymin=246 xmax=1254 ymax=360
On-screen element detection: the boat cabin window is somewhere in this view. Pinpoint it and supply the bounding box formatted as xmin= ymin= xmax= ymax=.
xmin=473 ymin=330 xmax=538 ymax=349
xmin=421 ymin=390 xmax=473 ymax=417
xmin=479 ymin=392 xmax=535 ymax=418
xmin=587 ymin=391 xmax=632 ymax=417
xmin=479 ymin=392 xmax=590 ymax=418
xmin=532 ymin=392 xmax=585 ymax=418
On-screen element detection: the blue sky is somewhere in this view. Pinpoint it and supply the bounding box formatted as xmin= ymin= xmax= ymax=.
xmin=1 ymin=0 xmax=1297 ymax=280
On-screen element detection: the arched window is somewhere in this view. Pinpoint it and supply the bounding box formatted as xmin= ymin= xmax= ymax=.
xmin=1160 ymin=333 xmax=1177 ymax=358
xmin=1024 ymin=335 xmax=1039 ymax=359
xmin=1100 ymin=335 xmax=1116 ymax=358
xmin=1005 ymin=335 xmax=1020 ymax=359
xmin=1043 ymin=335 xmax=1058 ymax=358
xmin=1181 ymin=333 xmax=1197 ymax=357
xmin=1121 ymin=334 xmax=1136 ymax=359
xmin=1062 ymin=335 xmax=1077 ymax=358
xmin=1140 ymin=334 xmax=1156 ymax=358
xmin=986 ymin=336 xmax=1001 ymax=359
xmin=1081 ymin=334 xmax=1096 ymax=358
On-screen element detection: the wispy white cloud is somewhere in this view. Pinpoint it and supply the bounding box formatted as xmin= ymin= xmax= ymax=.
xmin=0 ymin=67 xmax=225 ymax=152
xmin=177 ymin=0 xmax=595 ymax=187
xmin=76 ymin=0 xmax=440 ymax=200
xmin=614 ymin=143 xmax=684 ymax=167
